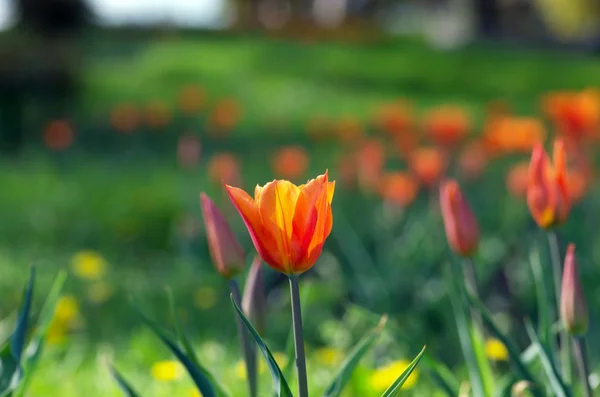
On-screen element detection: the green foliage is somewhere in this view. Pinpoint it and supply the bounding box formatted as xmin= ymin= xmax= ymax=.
xmin=379 ymin=345 xmax=426 ymax=397
xmin=109 ymin=365 xmax=141 ymax=397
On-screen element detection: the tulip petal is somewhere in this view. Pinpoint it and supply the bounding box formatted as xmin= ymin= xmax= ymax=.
xmin=225 ymin=185 xmax=282 ymax=269
xmin=292 ymin=174 xmax=328 ymax=265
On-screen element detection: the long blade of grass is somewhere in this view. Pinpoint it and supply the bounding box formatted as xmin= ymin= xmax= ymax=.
xmin=231 ymin=295 xmax=293 ymax=397
xmin=322 ymin=315 xmax=388 ymax=397
xmin=379 ymin=345 xmax=426 ymax=397
xmin=422 ymin=356 xmax=460 ymax=396
xmin=529 ymin=246 xmax=551 ymax=349
xmin=11 ymin=268 xmax=35 ymax=361
xmin=109 ymin=364 xmax=141 ymax=397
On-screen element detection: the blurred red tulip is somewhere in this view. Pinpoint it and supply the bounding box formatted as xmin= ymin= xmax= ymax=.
xmin=179 ymin=84 xmax=205 ymax=115
xmin=177 ymin=134 xmax=201 ymax=169
xmin=208 ymin=152 xmax=242 ymax=186
xmin=409 ymin=147 xmax=447 ymax=188
xmin=484 ymin=117 xmax=545 ymax=155
xmin=209 ymin=98 xmax=242 ymax=135
xmin=271 ymin=146 xmax=310 ymax=180
xmin=110 ymin=103 xmax=141 ymax=134
xmin=505 ymin=162 xmax=529 ymax=199
xmin=423 ymin=105 xmax=471 ymax=147
xmin=43 ymin=119 xmax=74 ymax=151
xmin=393 ymin=131 xmax=419 ymax=159
xmin=440 ymin=179 xmax=479 ymax=257
xmin=200 ymin=193 xmax=245 ymax=279
xmin=542 ymin=90 xmax=600 ymax=141
xmin=458 ymin=141 xmax=488 ymax=180
xmin=335 ymin=117 xmax=363 ymax=144
xmin=527 ymin=139 xmax=570 ymax=229
xmin=337 ymin=154 xmax=357 ymax=188
xmin=560 ymin=244 xmax=588 ymax=335
xmin=379 ymin=172 xmax=420 ymax=207
xmin=356 ymin=139 xmax=386 ymax=192
xmin=374 ymin=101 xmax=413 ymax=135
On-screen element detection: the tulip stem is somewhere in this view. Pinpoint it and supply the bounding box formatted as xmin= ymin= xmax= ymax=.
xmin=289 ymin=274 xmax=309 ymax=397
xmin=573 ymin=336 xmax=592 ymax=397
xmin=547 ymin=231 xmax=571 ymax=383
xmin=230 ymin=279 xmax=258 ymax=397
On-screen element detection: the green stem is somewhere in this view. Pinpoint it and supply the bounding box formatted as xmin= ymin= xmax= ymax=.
xmin=289 ymin=274 xmax=309 ymax=397
xmin=573 ymin=337 xmax=592 ymax=397
xmin=230 ymin=280 xmax=258 ymax=397
xmin=547 ymin=231 xmax=571 ymax=383
xmin=462 ymin=257 xmax=482 ymax=330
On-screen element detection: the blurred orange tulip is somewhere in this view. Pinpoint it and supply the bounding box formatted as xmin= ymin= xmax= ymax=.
xmin=271 ymin=146 xmax=310 ymax=180
xmin=179 ymin=84 xmax=205 ymax=115
xmin=177 ymin=134 xmax=201 ymax=169
xmin=43 ymin=120 xmax=74 ymax=151
xmin=409 ymin=147 xmax=447 ymax=188
xmin=374 ymin=101 xmax=413 ymax=135
xmin=505 ymin=162 xmax=529 ymax=199
xmin=485 ymin=117 xmax=545 ymax=155
xmin=144 ymin=101 xmax=172 ymax=129
xmin=226 ymin=172 xmax=335 ymax=275
xmin=527 ymin=140 xmax=570 ymax=229
xmin=110 ymin=103 xmax=141 ymax=134
xmin=440 ymin=179 xmax=479 ymax=257
xmin=208 ymin=152 xmax=241 ymax=186
xmin=336 ymin=154 xmax=357 ymax=188
xmin=423 ymin=105 xmax=470 ymax=147
xmin=458 ymin=141 xmax=488 ymax=180
xmin=379 ymin=172 xmax=420 ymax=207
xmin=335 ymin=117 xmax=363 ymax=144
xmin=306 ymin=115 xmax=331 ymax=143
xmin=566 ymin=168 xmax=589 ymax=203
xmin=209 ymin=98 xmax=241 ymax=135
xmin=560 ymin=244 xmax=588 ymax=336
xmin=543 ymin=90 xmax=600 ymax=141
xmin=393 ymin=131 xmax=419 ymax=159
xmin=356 ymin=139 xmax=386 ymax=192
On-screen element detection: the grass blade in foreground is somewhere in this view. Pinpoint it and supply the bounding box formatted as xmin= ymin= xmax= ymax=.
xmin=466 ymin=292 xmax=543 ymax=397
xmin=109 ymin=364 xmax=141 ymax=397
xmin=379 ymin=345 xmax=426 ymax=397
xmin=322 ymin=315 xmax=388 ymax=397
xmin=166 ymin=290 xmax=229 ymax=397
xmin=422 ymin=356 xmax=460 ymax=397
xmin=524 ymin=321 xmax=570 ymax=397
xmin=136 ymin=308 xmax=217 ymax=397
xmin=0 ymin=344 xmax=21 ymax=397
xmin=231 ymin=295 xmax=293 ymax=397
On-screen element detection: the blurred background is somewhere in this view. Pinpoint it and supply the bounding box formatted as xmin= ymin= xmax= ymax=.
xmin=2 ymin=0 xmax=600 ymax=395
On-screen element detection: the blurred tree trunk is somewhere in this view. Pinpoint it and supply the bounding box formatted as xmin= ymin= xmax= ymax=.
xmin=474 ymin=0 xmax=501 ymax=37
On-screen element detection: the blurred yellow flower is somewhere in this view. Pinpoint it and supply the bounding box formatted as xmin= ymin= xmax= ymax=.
xmin=313 ymin=347 xmax=343 ymax=367
xmin=71 ymin=250 xmax=106 ymax=280
xmin=194 ymin=287 xmax=217 ymax=310
xmin=485 ymin=338 xmax=508 ymax=361
xmin=151 ymin=360 xmax=184 ymax=382
xmin=369 ymin=360 xmax=418 ymax=391
xmin=45 ymin=320 xmax=68 ymax=345
xmin=189 ymin=388 xmax=203 ymax=397
xmin=55 ymin=295 xmax=81 ymax=324
xmin=234 ymin=352 xmax=289 ymax=380
xmin=86 ymin=282 xmax=113 ymax=304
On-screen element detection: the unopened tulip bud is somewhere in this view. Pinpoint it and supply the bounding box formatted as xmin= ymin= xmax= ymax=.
xmin=440 ymin=179 xmax=479 ymax=256
xmin=242 ymin=256 xmax=267 ymax=335
xmin=560 ymin=244 xmax=588 ymax=335
xmin=200 ymin=193 xmax=245 ymax=278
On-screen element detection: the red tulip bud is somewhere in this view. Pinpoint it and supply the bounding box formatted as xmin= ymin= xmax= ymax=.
xmin=440 ymin=179 xmax=479 ymax=256
xmin=560 ymin=244 xmax=588 ymax=335
xmin=242 ymin=256 xmax=267 ymax=335
xmin=200 ymin=193 xmax=245 ymax=278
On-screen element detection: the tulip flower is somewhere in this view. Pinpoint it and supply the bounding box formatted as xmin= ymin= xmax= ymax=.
xmin=560 ymin=244 xmax=588 ymax=336
xmin=200 ymin=193 xmax=245 ymax=278
xmin=527 ymin=140 xmax=570 ymax=229
xmin=439 ymin=179 xmax=479 ymax=257
xmin=225 ymin=172 xmax=335 ymax=275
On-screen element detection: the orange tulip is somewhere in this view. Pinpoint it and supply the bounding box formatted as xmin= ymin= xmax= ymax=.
xmin=200 ymin=193 xmax=245 ymax=278
xmin=543 ymin=90 xmax=600 ymax=141
xmin=209 ymin=98 xmax=241 ymax=135
xmin=423 ymin=105 xmax=470 ymax=147
xmin=110 ymin=103 xmax=140 ymax=134
xmin=458 ymin=141 xmax=488 ymax=180
xmin=208 ymin=152 xmax=241 ymax=186
xmin=356 ymin=139 xmax=386 ymax=192
xmin=374 ymin=101 xmax=413 ymax=135
xmin=179 ymin=84 xmax=205 ymax=115
xmin=43 ymin=120 xmax=74 ymax=151
xmin=335 ymin=117 xmax=363 ymax=144
xmin=506 ymin=162 xmax=529 ymax=199
xmin=226 ymin=172 xmax=335 ymax=275
xmin=440 ymin=179 xmax=479 ymax=256
xmin=271 ymin=146 xmax=310 ymax=180
xmin=379 ymin=172 xmax=420 ymax=207
xmin=527 ymin=140 xmax=570 ymax=229
xmin=409 ymin=147 xmax=447 ymax=188
xmin=560 ymin=244 xmax=588 ymax=335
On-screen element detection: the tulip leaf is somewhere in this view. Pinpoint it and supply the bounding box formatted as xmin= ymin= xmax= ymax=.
xmin=14 ymin=270 xmax=67 ymax=397
xmin=471 ymin=324 xmax=495 ymax=395
xmin=136 ymin=309 xmax=217 ymax=397
xmin=422 ymin=356 xmax=460 ymax=397
xmin=379 ymin=345 xmax=426 ymax=397
xmin=166 ymin=290 xmax=229 ymax=397
xmin=529 ymin=246 xmax=551 ymax=349
xmin=465 ymin=292 xmax=543 ymax=397
xmin=230 ymin=295 xmax=293 ymax=397
xmin=0 ymin=344 xmax=22 ymax=397
xmin=11 ymin=268 xmax=35 ymax=361
xmin=524 ymin=320 xmax=570 ymax=397
xmin=322 ymin=315 xmax=388 ymax=397
xmin=109 ymin=364 xmax=141 ymax=397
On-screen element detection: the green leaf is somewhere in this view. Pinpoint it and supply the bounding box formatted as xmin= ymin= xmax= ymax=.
xmin=379 ymin=345 xmax=426 ymax=397
xmin=445 ymin=263 xmax=486 ymax=397
xmin=529 ymin=246 xmax=551 ymax=349
xmin=230 ymin=295 xmax=293 ymax=397
xmin=422 ymin=356 xmax=460 ymax=397
xmin=0 ymin=344 xmax=22 ymax=397
xmin=136 ymin=308 xmax=217 ymax=397
xmin=109 ymin=364 xmax=141 ymax=397
xmin=166 ymin=290 xmax=229 ymax=397
xmin=14 ymin=270 xmax=67 ymax=397
xmin=11 ymin=268 xmax=35 ymax=361
xmin=465 ymin=292 xmax=543 ymax=397
xmin=524 ymin=321 xmax=570 ymax=397
xmin=471 ymin=324 xmax=496 ymax=395
xmin=322 ymin=315 xmax=388 ymax=397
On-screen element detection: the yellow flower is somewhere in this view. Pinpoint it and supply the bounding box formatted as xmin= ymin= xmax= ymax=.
xmin=234 ymin=352 xmax=289 ymax=380
xmin=189 ymin=388 xmax=203 ymax=397
xmin=369 ymin=360 xmax=419 ymax=391
xmin=485 ymin=338 xmax=509 ymax=361
xmin=151 ymin=360 xmax=184 ymax=382
xmin=87 ymin=282 xmax=113 ymax=304
xmin=194 ymin=287 xmax=217 ymax=310
xmin=313 ymin=347 xmax=343 ymax=367
xmin=54 ymin=295 xmax=81 ymax=324
xmin=71 ymin=250 xmax=106 ymax=280
xmin=45 ymin=320 xmax=68 ymax=345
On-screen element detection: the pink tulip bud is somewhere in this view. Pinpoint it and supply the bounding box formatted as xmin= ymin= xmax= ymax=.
xmin=200 ymin=193 xmax=245 ymax=278
xmin=440 ymin=179 xmax=479 ymax=256
xmin=560 ymin=244 xmax=588 ymax=335
xmin=242 ymin=256 xmax=267 ymax=335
